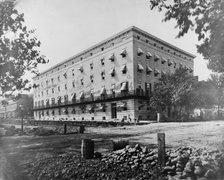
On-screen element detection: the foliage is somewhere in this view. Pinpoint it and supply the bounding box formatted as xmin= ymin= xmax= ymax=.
xmin=0 ymin=1 xmax=47 ymax=95
xmin=187 ymin=81 xmax=216 ymax=111
xmin=15 ymin=94 xmax=33 ymax=118
xmin=207 ymin=73 xmax=224 ymax=117
xmin=1 ymin=99 xmax=9 ymax=107
xmin=149 ymin=0 xmax=224 ymax=73
xmin=149 ymin=67 xmax=195 ymax=114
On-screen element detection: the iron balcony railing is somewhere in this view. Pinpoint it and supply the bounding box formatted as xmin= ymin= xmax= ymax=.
xmin=34 ymin=89 xmax=150 ymax=110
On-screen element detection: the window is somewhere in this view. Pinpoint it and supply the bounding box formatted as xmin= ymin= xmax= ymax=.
xmin=121 ymin=64 xmax=127 ymax=74
xmin=64 ymin=108 xmax=68 ymax=115
xmin=101 ymin=58 xmax=105 ymax=66
xmin=79 ymin=66 xmax=83 ymax=73
xmin=120 ymin=49 xmax=126 ymax=57
xmin=80 ymin=92 xmax=85 ymax=101
xmin=161 ymin=57 xmax=167 ymax=64
xmin=90 ymin=62 xmax=93 ymax=70
xmin=146 ymin=39 xmax=149 ymax=43
xmin=146 ymin=65 xmax=153 ymax=75
xmin=58 ymin=86 xmax=60 ymax=92
xmin=41 ymin=91 xmax=43 ymax=96
xmin=46 ymin=80 xmax=48 ymax=86
xmin=109 ymin=54 xmax=115 ymax=62
xmin=137 ymin=64 xmax=144 ymax=72
xmin=90 ymin=52 xmax=93 ymax=56
xmin=137 ymin=48 xmax=144 ymax=56
xmin=174 ymin=62 xmax=177 ymax=68
xmin=110 ymin=68 xmax=115 ymax=77
xmin=46 ymin=99 xmax=50 ymax=107
xmin=100 ymin=87 xmax=107 ymax=99
xmin=101 ymin=71 xmax=105 ymax=80
xmin=57 ymin=96 xmax=62 ymax=104
xmin=72 ymin=81 xmax=75 ymax=88
xmin=46 ymin=90 xmax=48 ymax=95
xmin=101 ymin=47 xmax=104 ymax=51
xmin=154 ymin=69 xmax=160 ymax=76
xmin=58 ymin=76 xmax=60 ymax=81
xmin=90 ymin=75 xmax=94 ymax=83
xmin=81 ymin=78 xmax=84 ymax=85
xmin=146 ymin=52 xmax=152 ymax=59
xmin=90 ymin=92 xmax=94 ymax=101
xmin=51 ymin=98 xmax=55 ymax=105
xmin=51 ymin=78 xmax=54 ymax=84
xmin=72 ymin=69 xmax=75 ymax=76
xmin=63 ymin=72 xmax=67 ymax=79
xmin=154 ymin=55 xmax=160 ymax=62
xmin=168 ymin=60 xmax=173 ymax=66
xmin=72 ymin=93 xmax=76 ymax=103
xmin=137 ymin=35 xmax=140 ymax=40
xmin=64 ymin=95 xmax=68 ymax=104
xmin=65 ymin=84 xmax=67 ymax=90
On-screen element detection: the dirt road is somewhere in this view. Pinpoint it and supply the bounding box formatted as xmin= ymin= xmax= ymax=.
xmin=0 ymin=121 xmax=224 ymax=180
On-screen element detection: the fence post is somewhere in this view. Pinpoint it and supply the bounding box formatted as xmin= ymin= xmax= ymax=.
xmin=157 ymin=133 xmax=165 ymax=167
xmin=64 ymin=123 xmax=67 ymax=134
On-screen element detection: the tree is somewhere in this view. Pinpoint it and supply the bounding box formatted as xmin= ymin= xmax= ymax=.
xmin=149 ymin=0 xmax=224 ymax=73
xmin=15 ymin=94 xmax=33 ymax=118
xmin=186 ymin=81 xmax=216 ymax=112
xmin=149 ymin=67 xmax=195 ymax=120
xmin=207 ymin=73 xmax=224 ymax=118
xmin=0 ymin=1 xmax=48 ymax=95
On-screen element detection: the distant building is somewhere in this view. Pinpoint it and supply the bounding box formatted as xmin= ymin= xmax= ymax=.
xmin=33 ymin=26 xmax=195 ymax=122
xmin=0 ymin=94 xmax=33 ymax=120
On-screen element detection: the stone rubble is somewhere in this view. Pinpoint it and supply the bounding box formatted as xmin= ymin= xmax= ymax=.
xmin=101 ymin=145 xmax=224 ymax=180
xmin=25 ymin=144 xmax=224 ymax=180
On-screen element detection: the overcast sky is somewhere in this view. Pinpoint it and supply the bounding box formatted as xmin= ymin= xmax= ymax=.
xmin=16 ymin=0 xmax=212 ymax=81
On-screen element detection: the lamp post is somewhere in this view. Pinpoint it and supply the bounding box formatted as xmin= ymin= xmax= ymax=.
xmin=19 ymin=104 xmax=24 ymax=134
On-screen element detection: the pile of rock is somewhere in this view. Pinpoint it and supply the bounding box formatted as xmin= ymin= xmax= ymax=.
xmin=101 ymin=145 xmax=224 ymax=180
xmin=102 ymin=144 xmax=158 ymax=170
xmin=165 ymin=147 xmax=224 ymax=180
xmin=24 ymin=127 xmax=60 ymax=136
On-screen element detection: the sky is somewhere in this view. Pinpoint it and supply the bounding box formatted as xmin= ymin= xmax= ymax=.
xmin=16 ymin=0 xmax=212 ymax=82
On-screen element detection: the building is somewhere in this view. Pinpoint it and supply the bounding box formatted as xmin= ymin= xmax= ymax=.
xmin=33 ymin=26 xmax=195 ymax=122
xmin=0 ymin=94 xmax=33 ymax=120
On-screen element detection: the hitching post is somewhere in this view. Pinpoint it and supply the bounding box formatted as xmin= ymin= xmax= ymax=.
xmin=157 ymin=133 xmax=165 ymax=167
xmin=64 ymin=123 xmax=67 ymax=134
xmin=20 ymin=105 xmax=24 ymax=134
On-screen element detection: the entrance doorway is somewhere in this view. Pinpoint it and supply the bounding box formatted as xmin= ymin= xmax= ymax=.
xmin=111 ymin=103 xmax=117 ymax=119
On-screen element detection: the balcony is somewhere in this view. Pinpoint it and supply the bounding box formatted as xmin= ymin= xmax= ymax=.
xmin=34 ymin=90 xmax=150 ymax=110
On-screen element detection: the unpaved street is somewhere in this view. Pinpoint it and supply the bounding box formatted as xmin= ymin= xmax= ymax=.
xmin=0 ymin=121 xmax=224 ymax=180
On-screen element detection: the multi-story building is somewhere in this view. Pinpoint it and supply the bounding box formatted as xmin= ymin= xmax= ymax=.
xmin=0 ymin=94 xmax=33 ymax=120
xmin=33 ymin=26 xmax=195 ymax=122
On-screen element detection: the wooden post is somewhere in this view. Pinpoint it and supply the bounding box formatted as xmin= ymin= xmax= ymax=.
xmin=157 ymin=113 xmax=161 ymax=123
xmin=79 ymin=125 xmax=84 ymax=133
xmin=81 ymin=139 xmax=94 ymax=159
xmin=64 ymin=123 xmax=67 ymax=134
xmin=157 ymin=133 xmax=165 ymax=167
